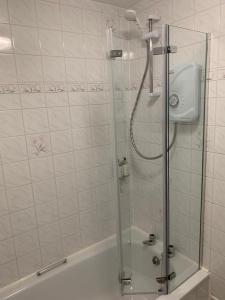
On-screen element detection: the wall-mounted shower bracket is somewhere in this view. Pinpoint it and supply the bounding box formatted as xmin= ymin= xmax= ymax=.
xmin=147 ymin=15 xmax=161 ymax=22
xmin=153 ymin=45 xmax=177 ymax=55
xmin=142 ymin=31 xmax=159 ymax=40
xmin=156 ymin=272 xmax=176 ymax=284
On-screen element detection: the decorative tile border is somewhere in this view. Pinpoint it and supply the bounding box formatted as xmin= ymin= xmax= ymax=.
xmin=0 ymin=83 xmax=110 ymax=95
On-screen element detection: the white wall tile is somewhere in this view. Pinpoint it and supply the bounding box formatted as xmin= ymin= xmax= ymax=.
xmin=212 ymin=204 xmax=225 ymax=233
xmin=195 ymin=0 xmax=220 ymax=12
xmin=60 ymin=213 xmax=80 ymax=237
xmin=85 ymin=36 xmax=105 ymax=59
xmin=53 ymin=152 xmax=74 ymax=175
xmin=0 ymin=136 xmax=27 ymax=163
xmin=90 ymin=104 xmax=110 ymax=126
xmin=4 ymin=161 xmax=31 ymax=188
xmin=63 ymin=32 xmax=85 ymax=58
xmin=68 ymin=91 xmax=89 ymax=106
xmin=216 ymin=101 xmax=225 ymax=126
xmin=76 ymin=168 xmax=92 ymax=191
xmin=0 ymin=110 xmax=24 ymax=137
xmin=0 ymin=0 xmax=9 ymax=24
xmin=84 ymin=10 xmax=102 ymax=36
xmin=8 ymin=0 xmax=36 ymax=26
xmin=46 ymin=93 xmax=68 ymax=107
xmin=0 ymin=24 xmax=13 ymax=53
xmin=21 ymin=93 xmax=46 ymax=109
xmin=36 ymin=201 xmax=58 ymax=225
xmin=172 ymin=0 xmax=194 ymax=20
xmin=16 ymin=55 xmax=43 ymax=83
xmin=86 ymin=60 xmax=105 ymax=82
xmin=0 ymin=94 xmax=21 ymax=110
xmin=195 ymin=6 xmax=221 ymax=36
xmin=17 ymin=249 xmax=42 ymax=277
xmin=92 ymin=145 xmax=111 ymax=166
xmin=11 ymin=207 xmax=36 ymax=235
xmin=0 ymin=261 xmax=18 ymax=287
xmin=42 ymin=56 xmax=65 ymax=82
xmin=0 ymin=54 xmax=17 ymax=83
xmin=62 ymin=233 xmax=82 ymax=256
xmin=12 ymin=26 xmax=40 ymax=55
xmin=48 ymin=107 xmax=70 ymax=131
xmin=51 ymin=130 xmax=73 ymax=154
xmin=213 ymin=179 xmax=225 ymax=207
xmin=7 ymin=184 xmax=33 ymax=212
xmin=0 ymin=190 xmax=8 ymax=216
xmin=61 ymin=5 xmax=83 ymax=33
xmin=0 ymin=215 xmax=12 ymax=241
xmin=39 ymin=29 xmax=63 ymax=56
xmin=38 ymin=221 xmax=61 ymax=245
xmin=214 ymin=154 xmax=225 ymax=180
xmin=37 ymin=0 xmax=61 ymax=30
xmin=75 ymin=148 xmax=92 ymax=170
xmin=58 ymin=195 xmax=78 ymax=217
xmin=72 ymin=127 xmax=92 ymax=149
xmin=23 ymin=108 xmax=48 ymax=134
xmin=70 ymin=105 xmax=90 ymax=128
xmin=92 ymin=125 xmax=111 ymax=146
xmin=55 ymin=172 xmax=75 ymax=198
xmin=41 ymin=240 xmax=63 ymax=265
xmin=32 ymin=179 xmax=56 ymax=204
xmin=211 ymin=251 xmax=225 ymax=281
xmin=65 ymin=58 xmax=86 ymax=82
xmin=14 ymin=230 xmax=39 ymax=257
xmin=26 ymin=133 xmax=51 ymax=158
xmin=30 ymin=156 xmax=54 ymax=182
xmin=78 ymin=188 xmax=95 ymax=211
xmin=0 ymin=239 xmax=15 ymax=264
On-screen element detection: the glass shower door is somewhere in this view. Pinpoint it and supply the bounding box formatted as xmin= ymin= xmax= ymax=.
xmin=167 ymin=25 xmax=208 ymax=292
xmin=111 ymin=22 xmax=208 ymax=296
xmin=110 ymin=23 xmax=168 ymax=296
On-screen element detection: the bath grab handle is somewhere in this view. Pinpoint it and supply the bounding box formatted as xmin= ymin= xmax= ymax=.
xmin=36 ymin=258 xmax=67 ymax=276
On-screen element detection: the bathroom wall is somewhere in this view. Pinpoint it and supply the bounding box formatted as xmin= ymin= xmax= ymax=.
xmin=130 ymin=0 xmax=225 ymax=299
xmin=182 ymin=277 xmax=209 ymax=300
xmin=0 ymin=0 xmax=125 ymax=287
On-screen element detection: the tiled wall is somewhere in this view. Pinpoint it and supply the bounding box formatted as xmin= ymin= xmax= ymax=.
xmin=0 ymin=0 xmax=126 ymax=288
xmin=130 ymin=0 xmax=225 ymax=299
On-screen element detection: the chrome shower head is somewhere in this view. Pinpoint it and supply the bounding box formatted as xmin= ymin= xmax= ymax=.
xmin=124 ymin=9 xmax=143 ymax=32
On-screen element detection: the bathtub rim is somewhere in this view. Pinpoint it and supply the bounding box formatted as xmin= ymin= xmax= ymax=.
xmin=0 ymin=227 xmax=209 ymax=300
xmin=157 ymin=268 xmax=209 ymax=300
xmin=0 ymin=234 xmax=117 ymax=299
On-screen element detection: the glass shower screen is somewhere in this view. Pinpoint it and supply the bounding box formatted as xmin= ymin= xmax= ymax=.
xmin=110 ymin=22 xmax=208 ymax=296
xmin=168 ymin=25 xmax=208 ymax=292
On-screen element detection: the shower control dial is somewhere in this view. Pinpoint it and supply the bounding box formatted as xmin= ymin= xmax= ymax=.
xmin=169 ymin=94 xmax=179 ymax=107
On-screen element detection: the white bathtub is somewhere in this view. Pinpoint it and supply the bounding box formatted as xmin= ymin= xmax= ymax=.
xmin=0 ymin=231 xmax=209 ymax=300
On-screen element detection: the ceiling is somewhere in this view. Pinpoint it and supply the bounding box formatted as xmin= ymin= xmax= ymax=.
xmin=94 ymin=0 xmax=140 ymax=8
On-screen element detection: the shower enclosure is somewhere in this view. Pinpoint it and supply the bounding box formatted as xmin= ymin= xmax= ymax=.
xmin=110 ymin=17 xmax=208 ymax=297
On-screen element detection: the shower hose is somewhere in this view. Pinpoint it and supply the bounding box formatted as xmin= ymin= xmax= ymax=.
xmin=129 ymin=40 xmax=177 ymax=160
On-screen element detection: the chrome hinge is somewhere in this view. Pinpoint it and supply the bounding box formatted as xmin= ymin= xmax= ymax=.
xmin=110 ymin=49 xmax=123 ymax=59
xmin=119 ymin=271 xmax=132 ymax=286
xmin=156 ymin=272 xmax=176 ymax=284
xmin=153 ymin=46 xmax=177 ymax=55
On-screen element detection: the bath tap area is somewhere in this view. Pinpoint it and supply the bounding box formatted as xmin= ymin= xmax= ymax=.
xmin=0 ymin=0 xmax=224 ymax=300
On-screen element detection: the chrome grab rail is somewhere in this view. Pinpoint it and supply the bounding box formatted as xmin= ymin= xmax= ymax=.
xmin=36 ymin=258 xmax=67 ymax=276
